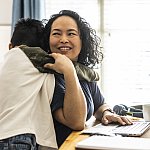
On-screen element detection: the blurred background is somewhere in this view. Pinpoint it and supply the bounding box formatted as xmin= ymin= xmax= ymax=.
xmin=1 ymin=0 xmax=150 ymax=107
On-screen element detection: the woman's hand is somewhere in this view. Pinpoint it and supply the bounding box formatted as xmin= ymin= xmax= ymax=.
xmin=101 ymin=110 xmax=133 ymax=125
xmin=44 ymin=53 xmax=74 ymax=74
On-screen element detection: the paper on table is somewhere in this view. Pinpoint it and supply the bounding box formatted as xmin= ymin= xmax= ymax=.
xmin=76 ymin=135 xmax=150 ymax=150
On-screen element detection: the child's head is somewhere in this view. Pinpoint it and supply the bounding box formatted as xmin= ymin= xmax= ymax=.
xmin=9 ymin=18 xmax=44 ymax=49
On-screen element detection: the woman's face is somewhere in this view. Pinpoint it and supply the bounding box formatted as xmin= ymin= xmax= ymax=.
xmin=49 ymin=16 xmax=82 ymax=61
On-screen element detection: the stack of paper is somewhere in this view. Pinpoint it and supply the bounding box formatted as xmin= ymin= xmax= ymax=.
xmin=76 ymin=135 xmax=150 ymax=150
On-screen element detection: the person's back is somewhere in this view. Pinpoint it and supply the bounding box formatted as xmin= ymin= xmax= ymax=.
xmin=0 ymin=18 xmax=57 ymax=150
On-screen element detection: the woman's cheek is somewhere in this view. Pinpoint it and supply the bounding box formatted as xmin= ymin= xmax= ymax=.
xmin=49 ymin=39 xmax=57 ymax=52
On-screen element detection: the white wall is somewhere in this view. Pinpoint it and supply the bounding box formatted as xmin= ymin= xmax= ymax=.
xmin=0 ymin=0 xmax=12 ymax=62
xmin=0 ymin=0 xmax=12 ymax=24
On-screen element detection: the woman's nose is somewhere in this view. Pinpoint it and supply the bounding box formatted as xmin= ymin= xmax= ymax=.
xmin=60 ymin=35 xmax=69 ymax=43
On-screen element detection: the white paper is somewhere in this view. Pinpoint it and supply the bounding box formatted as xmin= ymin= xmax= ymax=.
xmin=76 ymin=135 xmax=150 ymax=150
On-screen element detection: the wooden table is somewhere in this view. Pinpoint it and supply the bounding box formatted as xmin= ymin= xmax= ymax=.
xmin=59 ymin=116 xmax=150 ymax=150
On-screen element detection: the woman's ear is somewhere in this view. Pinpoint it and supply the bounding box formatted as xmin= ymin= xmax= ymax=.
xmin=9 ymin=43 xmax=13 ymax=50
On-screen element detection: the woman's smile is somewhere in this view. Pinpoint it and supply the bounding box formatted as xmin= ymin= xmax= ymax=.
xmin=58 ymin=46 xmax=72 ymax=51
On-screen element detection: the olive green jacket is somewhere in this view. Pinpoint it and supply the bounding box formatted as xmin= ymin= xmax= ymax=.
xmin=19 ymin=45 xmax=99 ymax=82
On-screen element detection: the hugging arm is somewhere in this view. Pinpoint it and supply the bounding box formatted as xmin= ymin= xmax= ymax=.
xmin=44 ymin=53 xmax=87 ymax=130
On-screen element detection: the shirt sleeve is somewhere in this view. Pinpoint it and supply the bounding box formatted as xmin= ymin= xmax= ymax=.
xmin=88 ymin=82 xmax=105 ymax=112
xmin=50 ymin=75 xmax=65 ymax=112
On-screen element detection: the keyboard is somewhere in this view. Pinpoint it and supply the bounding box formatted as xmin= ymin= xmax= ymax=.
xmin=112 ymin=121 xmax=150 ymax=136
xmin=82 ymin=121 xmax=150 ymax=137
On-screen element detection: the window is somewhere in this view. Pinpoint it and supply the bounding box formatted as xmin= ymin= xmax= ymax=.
xmin=45 ymin=0 xmax=150 ymax=106
xmin=45 ymin=0 xmax=100 ymax=34
xmin=102 ymin=0 xmax=150 ymax=105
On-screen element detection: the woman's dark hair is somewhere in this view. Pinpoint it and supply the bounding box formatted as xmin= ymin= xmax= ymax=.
xmin=43 ymin=10 xmax=103 ymax=67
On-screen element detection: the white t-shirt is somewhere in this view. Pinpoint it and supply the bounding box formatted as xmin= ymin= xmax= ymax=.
xmin=0 ymin=47 xmax=57 ymax=149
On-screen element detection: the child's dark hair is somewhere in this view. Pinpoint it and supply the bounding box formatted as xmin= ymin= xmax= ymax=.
xmin=11 ymin=18 xmax=44 ymax=48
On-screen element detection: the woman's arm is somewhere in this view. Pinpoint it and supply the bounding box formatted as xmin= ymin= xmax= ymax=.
xmin=89 ymin=82 xmax=132 ymax=125
xmin=94 ymin=104 xmax=133 ymax=125
xmin=94 ymin=103 xmax=112 ymax=121
xmin=44 ymin=53 xmax=87 ymax=130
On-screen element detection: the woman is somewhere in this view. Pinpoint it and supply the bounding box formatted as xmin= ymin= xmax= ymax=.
xmin=43 ymin=10 xmax=132 ymax=147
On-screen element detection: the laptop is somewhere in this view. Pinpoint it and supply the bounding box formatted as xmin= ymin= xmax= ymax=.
xmin=76 ymin=135 xmax=150 ymax=150
xmin=81 ymin=121 xmax=150 ymax=137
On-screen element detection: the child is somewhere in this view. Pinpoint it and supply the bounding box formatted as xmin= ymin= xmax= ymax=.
xmin=0 ymin=18 xmax=58 ymax=150
xmin=0 ymin=17 xmax=99 ymax=150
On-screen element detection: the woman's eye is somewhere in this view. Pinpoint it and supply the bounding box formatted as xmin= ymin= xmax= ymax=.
xmin=52 ymin=32 xmax=60 ymax=35
xmin=68 ymin=32 xmax=76 ymax=36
